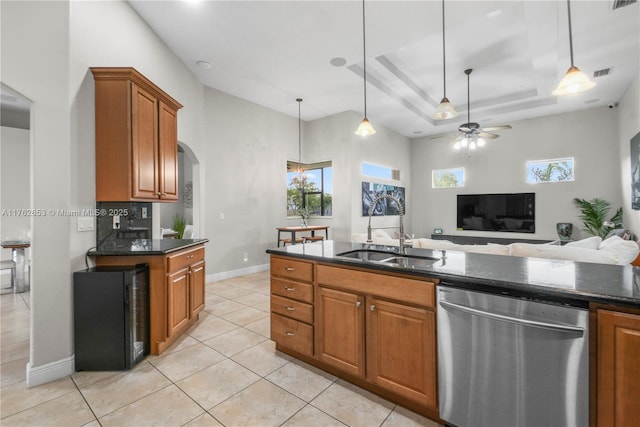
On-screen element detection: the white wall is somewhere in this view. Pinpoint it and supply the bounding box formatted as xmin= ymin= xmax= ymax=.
xmin=2 ymin=0 xmax=207 ymax=385
xmin=410 ymin=107 xmax=623 ymax=241
xmin=203 ymin=87 xmax=298 ymax=274
xmin=617 ymin=74 xmax=640 ymax=236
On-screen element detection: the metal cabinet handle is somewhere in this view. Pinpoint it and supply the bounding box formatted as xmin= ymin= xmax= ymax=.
xmin=285 ymin=267 xmax=296 ymax=271
xmin=370 ymin=304 xmax=376 ymax=311
xmin=285 ymin=287 xmax=295 ymax=292
xmin=356 ymin=301 xmax=361 ymax=307
xmin=285 ymin=306 xmax=296 ymax=311
xmin=187 ymin=254 xmax=194 ymax=259
xmin=285 ymin=331 xmax=296 ymax=336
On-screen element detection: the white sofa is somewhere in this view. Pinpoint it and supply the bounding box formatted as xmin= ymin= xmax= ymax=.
xmin=412 ymin=235 xmax=639 ymax=266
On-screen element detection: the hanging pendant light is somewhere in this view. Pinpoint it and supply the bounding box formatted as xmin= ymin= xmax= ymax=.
xmin=432 ymin=0 xmax=458 ymax=120
xmin=296 ymin=98 xmax=304 ymax=182
xmin=355 ymin=0 xmax=376 ymax=136
xmin=552 ymin=0 xmax=596 ymax=96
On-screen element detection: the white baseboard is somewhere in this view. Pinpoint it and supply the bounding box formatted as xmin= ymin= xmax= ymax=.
xmin=26 ymin=355 xmax=75 ymax=387
xmin=207 ymin=263 xmax=269 ymax=282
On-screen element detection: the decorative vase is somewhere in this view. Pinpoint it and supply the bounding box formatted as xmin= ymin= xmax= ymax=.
xmin=556 ymin=223 xmax=573 ymax=241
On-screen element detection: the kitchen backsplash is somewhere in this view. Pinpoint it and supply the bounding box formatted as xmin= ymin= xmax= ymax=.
xmin=96 ymin=202 xmax=152 ymax=250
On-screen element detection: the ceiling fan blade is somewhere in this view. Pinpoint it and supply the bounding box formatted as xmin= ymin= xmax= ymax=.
xmin=459 ymin=126 xmax=473 ymax=133
xmin=482 ymin=124 xmax=512 ymax=132
xmin=478 ymin=132 xmax=499 ymax=139
xmin=450 ymin=134 xmax=464 ymax=144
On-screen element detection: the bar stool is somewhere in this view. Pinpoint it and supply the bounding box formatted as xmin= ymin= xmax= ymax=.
xmin=1 ymin=260 xmax=16 ymax=293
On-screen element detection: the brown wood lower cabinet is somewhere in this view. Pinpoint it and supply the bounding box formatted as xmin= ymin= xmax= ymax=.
xmin=270 ymin=256 xmax=440 ymax=420
xmin=95 ymin=244 xmax=205 ymax=354
xmin=316 ymin=287 xmax=365 ymax=377
xmin=367 ymin=297 xmax=437 ymax=408
xmin=595 ymin=307 xmax=640 ymax=427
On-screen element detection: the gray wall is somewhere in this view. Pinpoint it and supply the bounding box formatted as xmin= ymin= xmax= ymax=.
xmin=618 ymin=74 xmax=640 ymax=235
xmin=410 ymin=107 xmax=624 ymax=241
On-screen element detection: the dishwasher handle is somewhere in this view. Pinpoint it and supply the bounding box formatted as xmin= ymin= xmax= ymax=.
xmin=439 ymin=300 xmax=585 ymax=335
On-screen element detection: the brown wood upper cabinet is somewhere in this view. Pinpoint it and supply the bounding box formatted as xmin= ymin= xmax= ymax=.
xmin=91 ymin=67 xmax=182 ymax=202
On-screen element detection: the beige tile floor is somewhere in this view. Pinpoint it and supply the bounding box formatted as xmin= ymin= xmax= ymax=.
xmin=1 ymin=271 xmax=440 ymax=427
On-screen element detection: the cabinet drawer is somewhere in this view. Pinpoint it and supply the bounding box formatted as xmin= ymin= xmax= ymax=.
xmin=271 ymin=277 xmax=313 ymax=303
xmin=271 ymin=256 xmax=313 ymax=282
xmin=271 ymin=313 xmax=313 ymax=356
xmin=317 ymin=264 xmax=436 ymax=308
xmin=271 ymin=294 xmax=313 ymax=324
xmin=167 ymin=246 xmax=204 ymax=273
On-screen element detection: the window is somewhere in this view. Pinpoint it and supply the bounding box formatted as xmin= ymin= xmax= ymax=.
xmin=287 ymin=160 xmax=332 ymax=216
xmin=526 ymin=158 xmax=574 ymax=183
xmin=432 ymin=168 xmax=464 ymax=188
xmin=362 ymin=162 xmax=400 ymax=180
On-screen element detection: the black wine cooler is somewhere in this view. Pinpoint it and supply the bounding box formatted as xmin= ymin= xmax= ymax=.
xmin=73 ymin=264 xmax=150 ymax=371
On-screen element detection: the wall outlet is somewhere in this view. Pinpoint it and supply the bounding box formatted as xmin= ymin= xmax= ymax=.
xmin=141 ymin=207 xmax=147 ymax=219
xmin=113 ymin=215 xmax=120 ymax=229
xmin=77 ymin=217 xmax=95 ymax=232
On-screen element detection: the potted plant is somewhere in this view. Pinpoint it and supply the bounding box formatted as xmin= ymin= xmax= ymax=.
xmin=172 ymin=214 xmax=186 ymax=239
xmin=573 ymin=198 xmax=623 ymax=239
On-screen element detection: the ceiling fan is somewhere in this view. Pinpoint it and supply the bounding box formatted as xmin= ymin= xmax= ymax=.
xmin=452 ymin=68 xmax=511 ymax=153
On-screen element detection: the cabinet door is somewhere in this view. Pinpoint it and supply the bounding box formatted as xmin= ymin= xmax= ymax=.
xmin=167 ymin=268 xmax=190 ymax=337
xmin=367 ymin=297 xmax=437 ymax=408
xmin=315 ymin=287 xmax=364 ymax=377
xmin=597 ymin=309 xmax=640 ymax=427
xmin=131 ymin=84 xmax=159 ymax=199
xmin=158 ymin=102 xmax=178 ymax=201
xmin=189 ymin=260 xmax=205 ymax=318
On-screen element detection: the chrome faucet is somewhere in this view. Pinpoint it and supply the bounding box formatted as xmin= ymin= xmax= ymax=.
xmin=366 ymin=193 xmax=409 ymax=254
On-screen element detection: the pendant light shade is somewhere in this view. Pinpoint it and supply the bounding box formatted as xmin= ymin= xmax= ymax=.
xmin=355 ymin=0 xmax=376 ymax=136
xmin=433 ymin=0 xmax=457 ymax=120
xmin=553 ymin=0 xmax=596 ymax=96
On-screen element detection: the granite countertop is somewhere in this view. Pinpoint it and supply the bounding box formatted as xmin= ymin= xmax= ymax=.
xmin=267 ymin=240 xmax=640 ymax=309
xmin=89 ymin=238 xmax=209 ymax=256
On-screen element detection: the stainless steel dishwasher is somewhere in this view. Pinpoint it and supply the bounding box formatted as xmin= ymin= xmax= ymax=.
xmin=437 ymin=285 xmax=589 ymax=427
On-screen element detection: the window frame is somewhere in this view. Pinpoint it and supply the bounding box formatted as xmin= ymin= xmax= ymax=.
xmin=432 ymin=167 xmax=465 ymax=189
xmin=526 ymin=157 xmax=575 ymax=184
xmin=287 ymin=160 xmax=332 ymax=217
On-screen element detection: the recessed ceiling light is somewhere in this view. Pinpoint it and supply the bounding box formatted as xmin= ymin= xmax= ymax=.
xmin=330 ymin=57 xmax=347 ymax=67
xmin=196 ymin=61 xmax=212 ymax=69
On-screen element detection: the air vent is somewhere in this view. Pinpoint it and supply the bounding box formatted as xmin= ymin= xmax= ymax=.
xmin=612 ymin=0 xmax=636 ymax=10
xmin=593 ymin=68 xmax=611 ymax=78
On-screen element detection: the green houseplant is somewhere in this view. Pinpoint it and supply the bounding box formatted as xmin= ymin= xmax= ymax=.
xmin=573 ymin=198 xmax=623 ymax=239
xmin=172 ymin=214 xmax=186 ymax=239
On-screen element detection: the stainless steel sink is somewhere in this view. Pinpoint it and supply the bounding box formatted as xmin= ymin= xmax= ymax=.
xmin=336 ymin=249 xmax=399 ymax=262
xmin=336 ymin=249 xmax=440 ymax=269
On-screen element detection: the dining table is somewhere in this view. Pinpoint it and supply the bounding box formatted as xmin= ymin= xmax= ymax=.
xmin=276 ymin=225 xmax=329 ymax=247
xmin=1 ymin=240 xmax=30 ymax=293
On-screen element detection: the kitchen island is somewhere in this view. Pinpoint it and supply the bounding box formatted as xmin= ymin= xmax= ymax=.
xmin=266 ymin=240 xmax=640 ymax=426
xmin=90 ymin=238 xmax=208 ymax=355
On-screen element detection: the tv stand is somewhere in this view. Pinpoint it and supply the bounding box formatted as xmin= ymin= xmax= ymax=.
xmin=431 ymin=234 xmax=552 ymax=245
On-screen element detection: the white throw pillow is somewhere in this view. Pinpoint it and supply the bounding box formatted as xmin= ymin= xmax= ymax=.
xmin=598 ymin=236 xmax=640 ymax=264
xmin=511 ymin=243 xmax=618 ymax=264
xmin=413 ymin=238 xmax=457 ymax=250
xmin=565 ymin=236 xmax=602 ymax=250
xmin=459 ymin=244 xmax=512 ymax=256
xmin=373 ymin=229 xmax=393 ymax=240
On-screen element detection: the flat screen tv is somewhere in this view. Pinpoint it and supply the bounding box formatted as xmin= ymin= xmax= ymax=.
xmin=457 ymin=193 xmax=535 ymax=233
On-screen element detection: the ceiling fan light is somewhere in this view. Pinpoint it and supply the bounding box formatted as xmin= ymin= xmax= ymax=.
xmin=469 ymin=141 xmax=477 ymax=150
xmin=355 ymin=118 xmax=376 ymax=136
xmin=453 ymin=141 xmax=461 ymax=150
xmin=477 ymin=138 xmax=486 ymax=147
xmin=432 ymin=97 xmax=459 ymax=120
xmin=460 ymin=138 xmax=469 ymax=148
xmin=553 ymin=66 xmax=596 ymax=96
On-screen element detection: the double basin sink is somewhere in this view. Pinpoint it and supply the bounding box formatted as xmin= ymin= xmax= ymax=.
xmin=335 ymin=248 xmax=440 ymax=269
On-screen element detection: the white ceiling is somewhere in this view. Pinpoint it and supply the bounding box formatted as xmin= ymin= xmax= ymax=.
xmin=127 ymin=0 xmax=639 ymax=138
